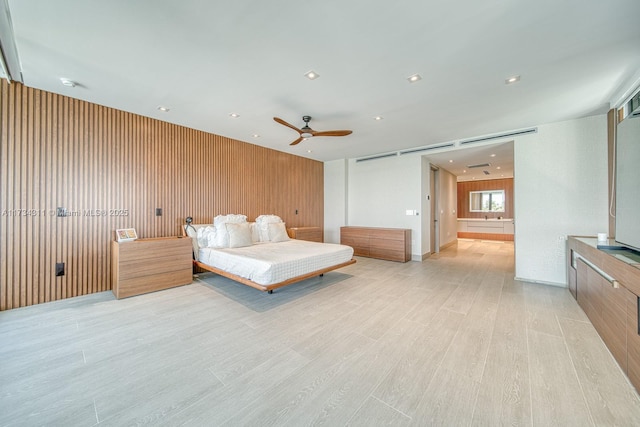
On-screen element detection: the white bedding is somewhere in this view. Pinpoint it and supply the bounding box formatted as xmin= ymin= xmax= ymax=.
xmin=198 ymin=239 xmax=354 ymax=285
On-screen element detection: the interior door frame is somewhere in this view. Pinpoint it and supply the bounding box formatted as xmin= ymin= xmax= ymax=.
xmin=430 ymin=164 xmax=440 ymax=254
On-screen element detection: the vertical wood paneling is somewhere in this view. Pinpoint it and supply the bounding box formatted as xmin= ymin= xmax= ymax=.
xmin=0 ymin=81 xmax=323 ymax=310
xmin=457 ymin=178 xmax=514 ymax=219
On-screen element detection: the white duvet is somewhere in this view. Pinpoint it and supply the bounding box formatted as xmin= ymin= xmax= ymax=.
xmin=198 ymin=239 xmax=354 ymax=285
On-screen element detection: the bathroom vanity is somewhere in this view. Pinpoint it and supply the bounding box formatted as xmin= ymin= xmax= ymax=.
xmin=457 ymin=218 xmax=514 ymax=241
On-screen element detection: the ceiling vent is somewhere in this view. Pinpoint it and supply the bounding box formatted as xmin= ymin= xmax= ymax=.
xmin=399 ymin=143 xmax=455 ymax=155
xmin=467 ymin=162 xmax=491 ymax=169
xmin=355 ymin=152 xmax=398 ymax=163
xmin=459 ymin=127 xmax=537 ymax=146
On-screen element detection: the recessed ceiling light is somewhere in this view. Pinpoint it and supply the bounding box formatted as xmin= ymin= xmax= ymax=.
xmin=505 ymin=75 xmax=520 ymax=84
xmin=304 ymin=70 xmax=319 ymax=80
xmin=463 ymin=170 xmax=467 ymax=173
xmin=374 ymin=116 xmax=383 ymax=121
xmin=407 ymin=73 xmax=422 ymax=83
xmin=496 ymin=166 xmax=501 ymax=170
xmin=229 ymin=113 xmax=240 ymax=118
xmin=307 ymin=150 xmax=312 ymax=153
xmin=490 ymin=154 xmax=496 ymax=157
xmin=252 ymin=134 xmax=260 ymax=138
xmin=60 ymin=78 xmax=76 ymax=87
xmin=449 ymin=160 xmax=454 ymax=163
xmin=157 ymin=106 xmax=170 ymax=112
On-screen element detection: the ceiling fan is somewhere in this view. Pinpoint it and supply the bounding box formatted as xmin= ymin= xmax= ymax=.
xmin=273 ymin=115 xmax=352 ymax=146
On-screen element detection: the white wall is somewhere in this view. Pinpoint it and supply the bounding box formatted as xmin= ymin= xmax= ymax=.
xmin=514 ymin=114 xmax=608 ymax=286
xmin=324 ymin=159 xmax=348 ymax=243
xmin=324 ymin=114 xmax=608 ymax=284
xmin=324 ymin=154 xmax=453 ymax=259
xmin=347 ymin=155 xmax=424 ymax=258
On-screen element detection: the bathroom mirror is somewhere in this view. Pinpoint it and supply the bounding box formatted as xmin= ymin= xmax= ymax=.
xmin=470 ymin=190 xmax=505 ymax=212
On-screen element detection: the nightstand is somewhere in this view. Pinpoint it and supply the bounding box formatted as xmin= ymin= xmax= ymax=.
xmin=111 ymin=236 xmax=193 ymax=299
xmin=287 ymin=227 xmax=323 ymax=243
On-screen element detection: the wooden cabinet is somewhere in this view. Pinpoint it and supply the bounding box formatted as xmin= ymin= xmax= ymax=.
xmin=457 ymin=219 xmax=514 ymax=241
xmin=627 ymin=291 xmax=640 ymax=391
xmin=111 ymin=237 xmax=193 ymax=299
xmin=568 ymin=236 xmax=640 ymax=392
xmin=576 ymin=258 xmax=631 ymax=370
xmin=340 ymin=226 xmax=411 ymax=262
xmin=288 ymin=227 xmax=322 ymax=242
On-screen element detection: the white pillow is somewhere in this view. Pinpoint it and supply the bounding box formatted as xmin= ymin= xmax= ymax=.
xmin=196 ymin=226 xmax=216 ymax=248
xmin=226 ymin=222 xmax=253 ymax=248
xmin=249 ymin=222 xmax=260 ymax=243
xmin=213 ymin=223 xmax=229 ymax=247
xmin=207 ymin=230 xmax=219 ymax=248
xmin=212 ymin=214 xmax=248 ymax=247
xmin=268 ymin=222 xmax=290 ymax=242
xmin=214 ymin=214 xmax=247 ymax=226
xmin=255 ymin=214 xmax=283 ymax=224
xmin=255 ymin=214 xmax=283 ymax=242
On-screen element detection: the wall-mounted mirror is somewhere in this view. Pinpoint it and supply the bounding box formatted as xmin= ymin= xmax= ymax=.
xmin=470 ymin=190 xmax=505 ymax=212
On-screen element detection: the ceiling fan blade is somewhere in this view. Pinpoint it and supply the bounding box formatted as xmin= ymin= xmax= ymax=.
xmin=289 ymin=136 xmax=304 ymax=146
xmin=274 ymin=117 xmax=302 ymax=134
xmin=312 ymin=130 xmax=353 ymax=137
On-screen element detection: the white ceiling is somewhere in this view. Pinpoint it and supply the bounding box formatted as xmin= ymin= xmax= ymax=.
xmin=3 ymin=0 xmax=640 ymax=179
xmin=425 ymin=141 xmax=514 ymax=182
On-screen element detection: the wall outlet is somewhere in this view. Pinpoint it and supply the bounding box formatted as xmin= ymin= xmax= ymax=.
xmin=155 ymin=208 xmax=162 ymax=216
xmin=55 ymin=262 xmax=65 ymax=277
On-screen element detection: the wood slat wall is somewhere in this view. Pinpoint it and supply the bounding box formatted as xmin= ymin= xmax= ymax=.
xmin=457 ymin=178 xmax=514 ymax=219
xmin=0 ymin=81 xmax=323 ymax=310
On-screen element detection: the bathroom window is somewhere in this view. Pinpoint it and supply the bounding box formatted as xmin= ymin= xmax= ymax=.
xmin=470 ymin=190 xmax=505 ymax=212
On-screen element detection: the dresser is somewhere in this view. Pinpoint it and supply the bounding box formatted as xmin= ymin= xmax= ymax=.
xmin=111 ymin=236 xmax=193 ymax=299
xmin=340 ymin=226 xmax=411 ymax=262
xmin=288 ymin=226 xmax=323 ymax=242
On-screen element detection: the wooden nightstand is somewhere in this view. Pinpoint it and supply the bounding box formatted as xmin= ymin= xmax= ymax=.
xmin=287 ymin=227 xmax=323 ymax=243
xmin=111 ymin=236 xmax=193 ymax=299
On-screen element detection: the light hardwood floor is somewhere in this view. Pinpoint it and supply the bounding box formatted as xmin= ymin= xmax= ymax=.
xmin=1 ymin=239 xmax=640 ymax=426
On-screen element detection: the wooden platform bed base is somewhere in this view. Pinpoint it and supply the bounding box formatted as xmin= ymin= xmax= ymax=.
xmin=193 ymin=258 xmax=356 ymax=293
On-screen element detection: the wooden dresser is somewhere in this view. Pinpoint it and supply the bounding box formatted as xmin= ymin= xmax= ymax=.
xmin=340 ymin=226 xmax=411 ymax=262
xmin=111 ymin=236 xmax=193 ymax=299
xmin=567 ymin=236 xmax=640 ymax=392
xmin=288 ymin=226 xmax=323 ymax=242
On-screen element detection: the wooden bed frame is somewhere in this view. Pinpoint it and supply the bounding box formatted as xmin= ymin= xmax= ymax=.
xmin=193 ymin=258 xmax=356 ymax=293
xmin=183 ymin=225 xmax=356 ymax=293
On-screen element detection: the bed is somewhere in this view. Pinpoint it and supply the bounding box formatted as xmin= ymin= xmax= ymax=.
xmin=183 ymin=218 xmax=355 ymax=293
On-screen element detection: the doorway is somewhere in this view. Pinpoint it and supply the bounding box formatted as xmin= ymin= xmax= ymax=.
xmin=430 ymin=165 xmax=439 ymax=254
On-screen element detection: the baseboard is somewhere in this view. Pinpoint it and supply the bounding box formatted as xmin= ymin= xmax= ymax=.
xmin=440 ymin=240 xmax=457 ymax=251
xmin=416 ymin=253 xmax=430 ymax=261
xmin=514 ymin=276 xmax=567 ymax=288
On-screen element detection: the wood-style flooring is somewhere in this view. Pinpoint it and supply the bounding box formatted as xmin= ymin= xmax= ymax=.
xmin=1 ymin=239 xmax=640 ymax=426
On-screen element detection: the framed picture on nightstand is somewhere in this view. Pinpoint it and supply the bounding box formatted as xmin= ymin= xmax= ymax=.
xmin=115 ymin=228 xmax=138 ymax=242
